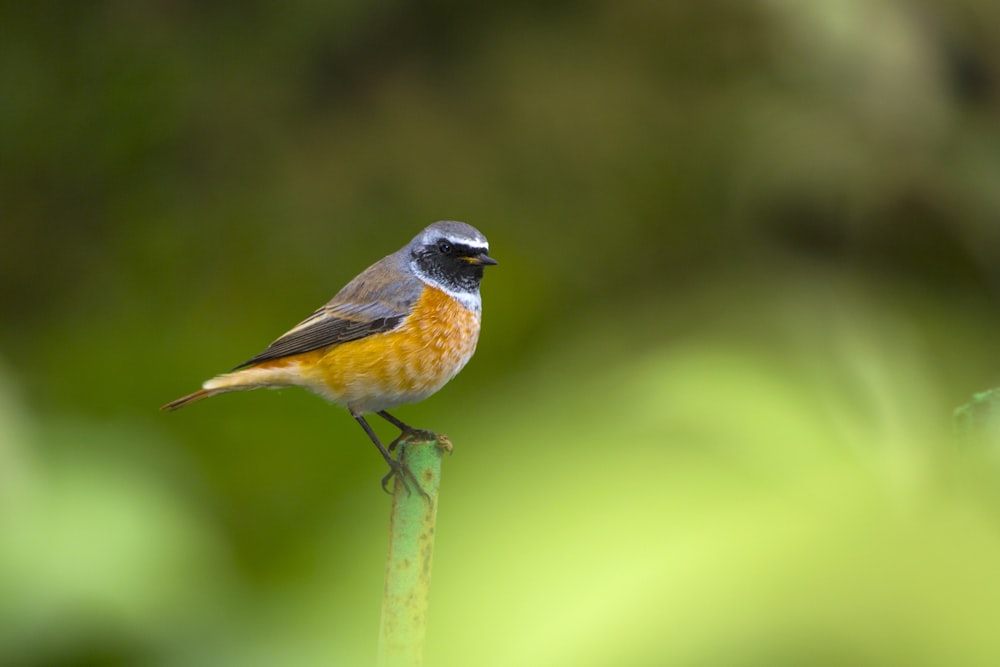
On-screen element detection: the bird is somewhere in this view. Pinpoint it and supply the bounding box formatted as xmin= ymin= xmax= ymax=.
xmin=162 ymin=220 xmax=497 ymax=492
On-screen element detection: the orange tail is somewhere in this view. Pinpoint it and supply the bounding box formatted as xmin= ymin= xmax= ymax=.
xmin=161 ymin=388 xmax=227 ymax=411
xmin=162 ymin=365 xmax=297 ymax=411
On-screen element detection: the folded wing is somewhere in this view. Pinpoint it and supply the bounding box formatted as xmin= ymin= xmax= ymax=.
xmin=233 ymin=254 xmax=421 ymax=369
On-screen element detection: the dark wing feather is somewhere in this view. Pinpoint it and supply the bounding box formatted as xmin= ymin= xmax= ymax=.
xmin=233 ymin=253 xmax=421 ymax=369
xmin=233 ymin=311 xmax=404 ymax=369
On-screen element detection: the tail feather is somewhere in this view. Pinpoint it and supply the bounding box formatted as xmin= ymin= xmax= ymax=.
xmin=162 ymin=366 xmax=299 ymax=411
xmin=161 ymin=387 xmax=228 ymax=411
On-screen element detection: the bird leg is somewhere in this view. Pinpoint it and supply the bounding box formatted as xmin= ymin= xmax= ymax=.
xmin=353 ymin=413 xmax=428 ymax=498
xmin=377 ymin=410 xmax=437 ymax=452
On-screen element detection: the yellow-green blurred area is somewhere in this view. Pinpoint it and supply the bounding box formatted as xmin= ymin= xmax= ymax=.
xmin=4 ymin=0 xmax=1000 ymax=665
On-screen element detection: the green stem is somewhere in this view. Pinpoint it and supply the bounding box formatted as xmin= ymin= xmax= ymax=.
xmin=954 ymin=389 xmax=1000 ymax=447
xmin=377 ymin=433 xmax=450 ymax=667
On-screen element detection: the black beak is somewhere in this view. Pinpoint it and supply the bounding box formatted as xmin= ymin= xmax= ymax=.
xmin=470 ymin=253 xmax=498 ymax=266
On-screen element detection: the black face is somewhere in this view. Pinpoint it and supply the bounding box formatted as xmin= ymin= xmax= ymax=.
xmin=412 ymin=237 xmax=494 ymax=292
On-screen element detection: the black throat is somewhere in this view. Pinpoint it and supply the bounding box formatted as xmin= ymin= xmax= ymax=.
xmin=411 ymin=244 xmax=486 ymax=293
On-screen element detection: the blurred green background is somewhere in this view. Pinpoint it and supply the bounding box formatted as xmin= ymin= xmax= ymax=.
xmin=4 ymin=1 xmax=1000 ymax=665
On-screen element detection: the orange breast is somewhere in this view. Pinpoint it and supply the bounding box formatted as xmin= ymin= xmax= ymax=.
xmin=260 ymin=285 xmax=481 ymax=412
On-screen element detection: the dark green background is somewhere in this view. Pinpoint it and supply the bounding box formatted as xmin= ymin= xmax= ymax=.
xmin=3 ymin=1 xmax=1000 ymax=665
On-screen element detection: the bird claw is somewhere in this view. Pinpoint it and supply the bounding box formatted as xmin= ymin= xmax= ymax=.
xmin=388 ymin=428 xmax=438 ymax=453
xmin=381 ymin=458 xmax=431 ymax=500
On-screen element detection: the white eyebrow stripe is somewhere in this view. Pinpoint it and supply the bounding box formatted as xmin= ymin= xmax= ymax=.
xmin=421 ymin=228 xmax=489 ymax=249
xmin=452 ymin=238 xmax=489 ymax=250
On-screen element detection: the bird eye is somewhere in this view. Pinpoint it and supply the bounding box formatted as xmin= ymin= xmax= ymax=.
xmin=438 ymin=241 xmax=453 ymax=255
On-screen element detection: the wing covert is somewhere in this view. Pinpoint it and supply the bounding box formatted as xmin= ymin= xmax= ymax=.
xmin=233 ymin=311 xmax=404 ymax=369
xmin=233 ymin=253 xmax=421 ymax=369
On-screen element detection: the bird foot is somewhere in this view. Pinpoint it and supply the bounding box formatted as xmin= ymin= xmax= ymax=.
xmin=388 ymin=428 xmax=438 ymax=453
xmin=381 ymin=457 xmax=431 ymax=500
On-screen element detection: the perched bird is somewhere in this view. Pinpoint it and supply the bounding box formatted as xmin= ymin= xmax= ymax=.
xmin=162 ymin=221 xmax=496 ymax=491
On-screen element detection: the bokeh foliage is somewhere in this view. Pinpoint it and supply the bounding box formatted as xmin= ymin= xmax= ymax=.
xmin=3 ymin=0 xmax=1000 ymax=665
